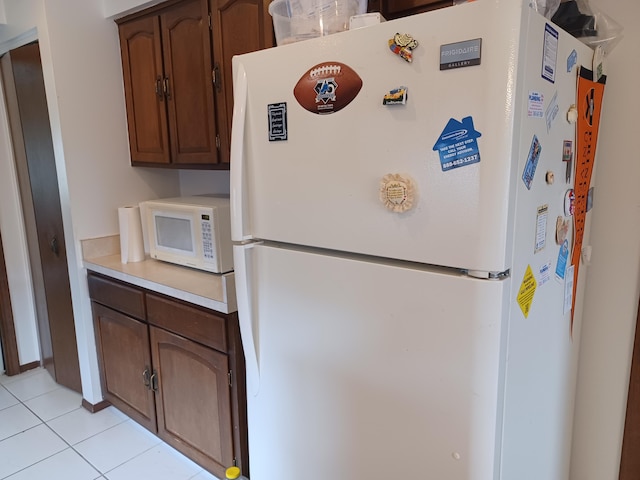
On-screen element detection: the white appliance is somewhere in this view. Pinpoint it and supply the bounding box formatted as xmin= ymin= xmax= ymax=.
xmin=140 ymin=195 xmax=233 ymax=273
xmin=230 ymin=1 xmax=603 ymax=478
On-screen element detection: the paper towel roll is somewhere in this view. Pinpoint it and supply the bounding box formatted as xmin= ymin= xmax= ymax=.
xmin=118 ymin=206 xmax=145 ymax=264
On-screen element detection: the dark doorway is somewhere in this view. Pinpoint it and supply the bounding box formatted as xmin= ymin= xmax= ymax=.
xmin=0 ymin=42 xmax=81 ymax=392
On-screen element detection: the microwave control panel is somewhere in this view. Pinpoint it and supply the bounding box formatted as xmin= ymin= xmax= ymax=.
xmin=201 ymin=213 xmax=215 ymax=262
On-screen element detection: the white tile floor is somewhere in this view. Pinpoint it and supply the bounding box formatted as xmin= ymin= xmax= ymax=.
xmin=0 ymin=368 xmax=220 ymax=480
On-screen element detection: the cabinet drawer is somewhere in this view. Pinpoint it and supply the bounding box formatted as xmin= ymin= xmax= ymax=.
xmin=147 ymin=294 xmax=227 ymax=352
xmin=88 ymin=273 xmax=145 ymax=320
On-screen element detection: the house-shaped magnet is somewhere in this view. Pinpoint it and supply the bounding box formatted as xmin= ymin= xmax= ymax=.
xmin=432 ymin=116 xmax=482 ymax=172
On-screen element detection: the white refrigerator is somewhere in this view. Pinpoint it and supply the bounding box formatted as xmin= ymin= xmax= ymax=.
xmin=230 ymin=1 xmax=604 ymax=479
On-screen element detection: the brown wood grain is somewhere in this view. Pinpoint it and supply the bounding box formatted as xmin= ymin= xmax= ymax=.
xmin=4 ymin=42 xmax=81 ymax=392
xmin=0 ymin=231 xmax=20 ymax=376
xmin=210 ymin=0 xmax=275 ymax=163
xmin=619 ymin=300 xmax=640 ymax=479
xmin=152 ymin=325 xmax=234 ymax=478
xmin=93 ymin=302 xmax=158 ymax=433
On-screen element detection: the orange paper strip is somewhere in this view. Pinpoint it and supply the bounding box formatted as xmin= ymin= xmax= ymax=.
xmin=571 ymin=67 xmax=606 ymax=331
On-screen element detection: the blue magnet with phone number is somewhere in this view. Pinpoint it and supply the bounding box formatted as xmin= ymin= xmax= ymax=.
xmin=432 ymin=116 xmax=482 ymax=172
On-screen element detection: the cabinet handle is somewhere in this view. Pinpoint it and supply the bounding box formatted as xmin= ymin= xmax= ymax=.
xmin=163 ymin=77 xmax=171 ymax=99
xmin=213 ymin=63 xmax=221 ymax=92
xmin=49 ymin=235 xmax=59 ymax=256
xmin=155 ymin=76 xmax=163 ymax=100
xmin=150 ymin=371 xmax=158 ymax=393
xmin=142 ymin=367 xmax=151 ymax=389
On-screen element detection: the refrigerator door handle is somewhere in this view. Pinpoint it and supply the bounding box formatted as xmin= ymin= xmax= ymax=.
xmin=230 ymin=61 xmax=250 ymax=242
xmin=233 ymin=243 xmax=260 ymax=395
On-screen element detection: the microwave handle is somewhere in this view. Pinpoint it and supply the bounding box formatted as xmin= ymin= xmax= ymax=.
xmin=230 ymin=61 xmax=249 ymax=243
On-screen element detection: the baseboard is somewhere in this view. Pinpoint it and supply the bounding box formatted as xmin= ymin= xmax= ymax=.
xmin=82 ymin=398 xmax=111 ymax=413
xmin=19 ymin=361 xmax=40 ymax=373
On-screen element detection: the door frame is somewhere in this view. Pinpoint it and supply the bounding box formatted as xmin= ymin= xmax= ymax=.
xmin=0 ymin=42 xmax=81 ymax=390
xmin=0 ymin=230 xmax=20 ymax=376
xmin=619 ymin=298 xmax=640 ymax=479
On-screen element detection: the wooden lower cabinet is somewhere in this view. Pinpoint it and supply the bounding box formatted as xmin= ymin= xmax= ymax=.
xmin=92 ymin=303 xmax=157 ymax=432
xmin=88 ymin=272 xmax=247 ymax=478
xmin=151 ymin=326 xmax=234 ymax=472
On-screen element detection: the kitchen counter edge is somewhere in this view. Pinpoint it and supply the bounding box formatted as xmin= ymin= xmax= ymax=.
xmin=83 ymin=254 xmax=237 ymax=314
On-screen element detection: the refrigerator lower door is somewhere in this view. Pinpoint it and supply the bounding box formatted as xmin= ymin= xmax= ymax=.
xmin=237 ymin=243 xmax=508 ymax=480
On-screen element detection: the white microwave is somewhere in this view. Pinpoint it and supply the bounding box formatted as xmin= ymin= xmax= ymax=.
xmin=140 ymin=195 xmax=233 ymax=273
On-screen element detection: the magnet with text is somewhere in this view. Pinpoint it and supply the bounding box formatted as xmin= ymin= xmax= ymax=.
xmin=563 ymin=140 xmax=573 ymax=183
xmin=517 ymin=265 xmax=538 ymax=319
xmin=389 ymin=33 xmax=418 ymax=63
xmin=528 ymin=91 xmax=544 ymax=118
xmin=563 ymin=264 xmax=575 ymax=315
xmin=439 ymin=38 xmax=481 ymax=70
xmin=432 ymin=116 xmax=482 ymax=172
xmin=542 ymin=23 xmax=559 ymax=83
xmin=545 ymin=91 xmax=559 ymax=132
xmin=538 ymin=260 xmax=552 ymax=287
xmin=564 ymin=189 xmax=575 ymax=216
xmin=593 ymin=45 xmax=605 ymax=82
xmin=383 ymin=86 xmax=408 ymax=105
xmin=567 ymin=49 xmax=578 ymax=72
xmin=268 ymin=103 xmax=288 ymax=141
xmin=555 ymin=239 xmax=569 ymax=281
xmin=556 ymin=216 xmax=570 ymax=245
xmin=535 ymin=204 xmax=549 ymax=253
xmin=522 ymin=134 xmax=542 ymax=190
xmin=380 ymin=173 xmax=416 ymax=213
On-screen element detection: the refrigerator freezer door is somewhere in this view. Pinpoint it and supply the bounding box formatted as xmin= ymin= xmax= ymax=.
xmin=231 ymin=0 xmax=529 ymax=273
xmin=241 ymin=244 xmax=508 ymax=480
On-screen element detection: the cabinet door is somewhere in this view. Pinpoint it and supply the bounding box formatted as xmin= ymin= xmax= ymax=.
xmin=92 ymin=302 xmax=157 ymax=433
xmin=161 ymin=0 xmax=219 ymax=165
xmin=210 ymin=0 xmax=274 ymax=163
xmin=119 ymin=15 xmax=170 ymax=165
xmin=150 ymin=326 xmax=234 ymax=477
xmin=379 ymin=0 xmax=453 ymax=18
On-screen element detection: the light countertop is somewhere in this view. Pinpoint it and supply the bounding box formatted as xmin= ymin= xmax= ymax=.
xmin=81 ymin=236 xmax=236 ymax=314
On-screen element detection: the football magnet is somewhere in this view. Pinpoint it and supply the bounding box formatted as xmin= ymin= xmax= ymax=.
xmin=294 ymin=62 xmax=363 ymax=115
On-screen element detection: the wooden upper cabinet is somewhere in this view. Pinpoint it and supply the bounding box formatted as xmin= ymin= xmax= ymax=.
xmin=118 ymin=0 xmax=273 ymax=168
xmin=119 ymin=15 xmax=170 ymax=165
xmin=210 ymin=0 xmax=275 ymax=164
xmin=161 ymin=0 xmax=219 ymax=165
xmin=118 ymin=0 xmax=220 ymax=167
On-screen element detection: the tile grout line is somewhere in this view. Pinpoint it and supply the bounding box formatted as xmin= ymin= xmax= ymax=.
xmin=1 ymin=373 xmax=212 ymax=480
xmin=0 ymin=392 xmax=71 ymax=480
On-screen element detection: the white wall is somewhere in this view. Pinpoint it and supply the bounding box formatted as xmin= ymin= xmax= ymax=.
xmin=179 ymin=170 xmax=231 ymax=196
xmin=0 ymin=0 xmax=181 ymax=402
xmin=570 ymin=1 xmax=640 ymax=479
